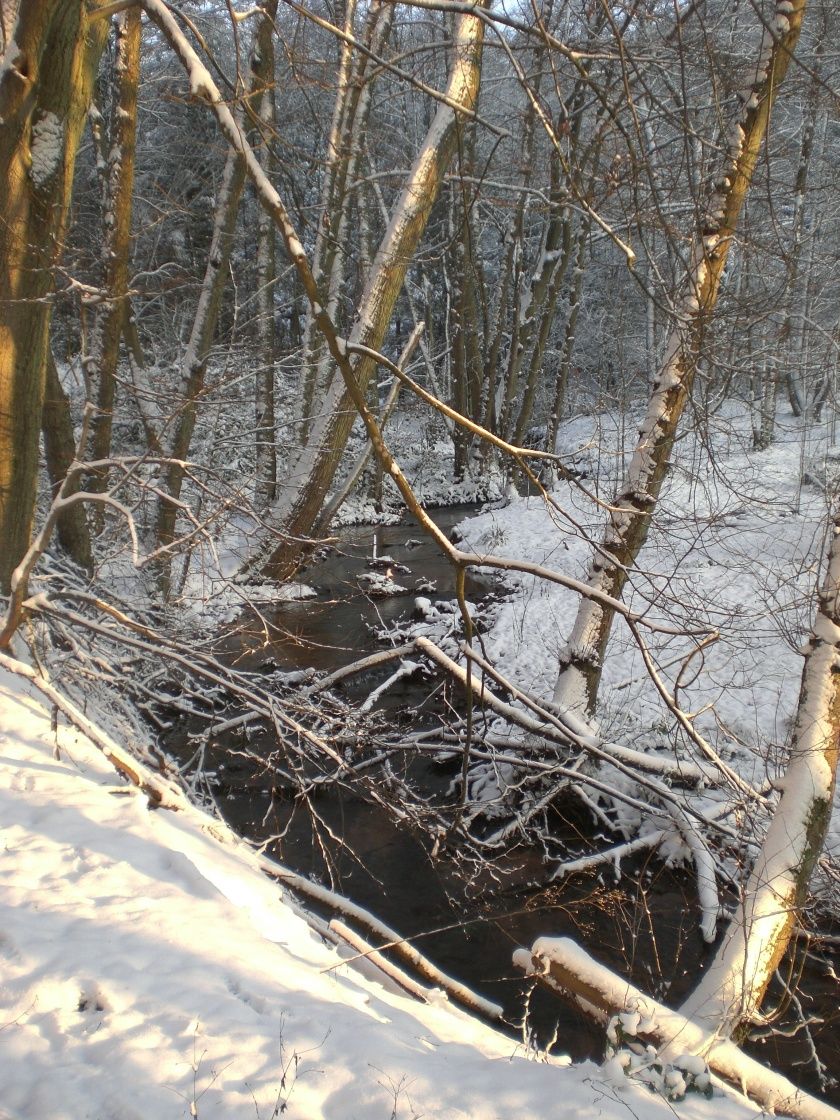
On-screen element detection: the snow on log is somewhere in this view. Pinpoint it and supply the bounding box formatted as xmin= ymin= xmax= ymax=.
xmin=3 ymin=647 xmax=505 ymax=1026
xmin=514 ymin=936 xmax=839 ymax=1120
xmin=0 ymin=651 xmax=187 ymax=809
xmin=330 ymin=918 xmax=442 ymax=1004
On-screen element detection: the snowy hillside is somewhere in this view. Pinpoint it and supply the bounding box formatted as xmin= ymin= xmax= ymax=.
xmin=0 ymin=662 xmax=768 ymax=1120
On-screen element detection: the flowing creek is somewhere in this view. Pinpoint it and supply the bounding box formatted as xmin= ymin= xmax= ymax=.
xmin=166 ymin=506 xmax=840 ymax=1098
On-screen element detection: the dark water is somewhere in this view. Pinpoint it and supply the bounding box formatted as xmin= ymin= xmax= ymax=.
xmin=230 ymin=505 xmax=492 ymax=677
xmin=168 ymin=506 xmax=840 ymax=1097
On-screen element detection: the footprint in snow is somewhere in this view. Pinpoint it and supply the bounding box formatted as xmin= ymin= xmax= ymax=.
xmin=225 ymin=976 xmax=267 ymax=1016
xmin=9 ymin=770 xmax=34 ymax=794
xmin=77 ymin=983 xmax=109 ymax=1014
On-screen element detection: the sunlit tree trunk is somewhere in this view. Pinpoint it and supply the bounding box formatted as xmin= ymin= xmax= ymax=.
xmin=675 ymin=504 xmax=840 ymax=1038
xmin=247 ymin=4 xmax=487 ymax=578
xmin=0 ymin=0 xmax=108 ymax=593
xmin=553 ymin=0 xmax=807 ymax=716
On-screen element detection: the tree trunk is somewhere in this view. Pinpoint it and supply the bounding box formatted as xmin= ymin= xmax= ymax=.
xmin=246 ymin=4 xmax=487 ymax=578
xmin=784 ymin=54 xmax=821 ymax=420
xmin=253 ymin=12 xmax=278 ymax=509
xmin=41 ymin=352 xmax=92 ymax=572
xmin=85 ymin=5 xmax=141 ymax=493
xmin=515 ymin=937 xmax=838 ymax=1120
xmin=676 ymin=505 xmax=840 ymax=1036
xmin=545 ymin=218 xmax=589 ymax=454
xmin=297 ymin=0 xmax=394 ymax=440
xmin=553 ymin=0 xmax=807 ymax=716
xmin=0 ymin=1 xmax=108 ymax=593
xmin=153 ymin=0 xmax=278 ymax=596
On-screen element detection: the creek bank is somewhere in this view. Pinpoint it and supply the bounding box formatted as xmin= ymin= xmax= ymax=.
xmin=166 ymin=505 xmax=840 ymax=1101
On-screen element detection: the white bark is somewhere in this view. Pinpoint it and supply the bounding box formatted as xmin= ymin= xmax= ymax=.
xmin=677 ymin=506 xmax=840 ymax=1035
xmin=515 ymin=937 xmax=840 ymax=1120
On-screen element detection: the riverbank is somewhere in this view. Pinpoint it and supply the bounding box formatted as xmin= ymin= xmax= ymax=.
xmin=0 ymin=658 xmax=768 ymax=1120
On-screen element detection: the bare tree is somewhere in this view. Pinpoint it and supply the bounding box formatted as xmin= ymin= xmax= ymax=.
xmin=240 ymin=1 xmax=489 ymax=578
xmin=85 ymin=4 xmax=142 ymax=492
xmin=553 ymin=0 xmax=808 ymax=716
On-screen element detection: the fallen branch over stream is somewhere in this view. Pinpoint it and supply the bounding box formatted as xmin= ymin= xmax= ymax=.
xmin=514 ymin=936 xmax=839 ymax=1120
xmin=0 ymin=649 xmax=502 ymax=1024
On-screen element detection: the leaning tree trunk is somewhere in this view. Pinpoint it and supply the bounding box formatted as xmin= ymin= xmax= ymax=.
xmin=0 ymin=0 xmax=108 ymax=593
xmin=245 ymin=3 xmax=487 ymax=579
xmin=553 ymin=0 xmax=807 ymax=717
xmin=675 ymin=504 xmax=840 ymax=1038
xmin=153 ymin=0 xmax=278 ymax=597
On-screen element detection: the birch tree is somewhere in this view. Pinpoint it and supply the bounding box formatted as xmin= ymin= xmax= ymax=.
xmin=673 ymin=506 xmax=840 ymax=1037
xmin=553 ymin=0 xmax=808 ymax=717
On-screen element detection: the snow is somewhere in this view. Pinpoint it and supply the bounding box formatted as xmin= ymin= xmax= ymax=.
xmin=180 ymin=578 xmax=317 ymax=624
xmin=387 ymin=405 xmax=840 ymax=913
xmin=358 ymin=570 xmax=408 ymax=596
xmin=29 ymin=111 xmax=63 ymax=188
xmin=0 ymin=662 xmax=769 ymax=1120
xmin=518 ymin=939 xmax=836 ymax=1119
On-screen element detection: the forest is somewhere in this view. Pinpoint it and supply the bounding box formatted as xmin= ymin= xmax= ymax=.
xmin=1 ymin=0 xmax=840 ymax=1116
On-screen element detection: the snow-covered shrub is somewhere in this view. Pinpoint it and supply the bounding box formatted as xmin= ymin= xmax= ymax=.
xmin=604 ymin=1011 xmax=712 ymax=1101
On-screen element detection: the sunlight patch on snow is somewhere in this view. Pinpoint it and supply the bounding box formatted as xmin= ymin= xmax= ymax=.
xmin=0 ymin=662 xmax=766 ymax=1120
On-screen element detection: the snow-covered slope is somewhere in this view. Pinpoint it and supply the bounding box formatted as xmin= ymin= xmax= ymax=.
xmin=0 ymin=664 xmax=764 ymax=1120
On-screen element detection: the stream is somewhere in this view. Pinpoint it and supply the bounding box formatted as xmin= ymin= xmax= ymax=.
xmin=167 ymin=506 xmax=840 ymax=1098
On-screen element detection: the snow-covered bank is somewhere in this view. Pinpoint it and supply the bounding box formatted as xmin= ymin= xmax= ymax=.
xmin=0 ymin=663 xmax=766 ymax=1120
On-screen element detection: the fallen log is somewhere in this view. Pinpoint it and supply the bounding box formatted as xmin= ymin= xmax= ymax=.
xmin=330 ymin=918 xmax=441 ymax=1005
xmin=0 ymin=652 xmax=503 ymax=1023
xmin=514 ymin=936 xmax=839 ymax=1120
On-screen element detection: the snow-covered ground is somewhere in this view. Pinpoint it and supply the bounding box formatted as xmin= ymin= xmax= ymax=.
xmin=451 ymin=406 xmax=830 ymax=743
xmin=3 ymin=402 xmax=839 ymax=1118
xmin=0 ymin=662 xmax=768 ymax=1120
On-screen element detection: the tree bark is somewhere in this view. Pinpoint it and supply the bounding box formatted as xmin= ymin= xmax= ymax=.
xmin=0 ymin=1 xmax=108 ymax=593
xmin=297 ymin=0 xmax=393 ymax=439
xmin=515 ymin=937 xmax=839 ymax=1120
xmin=85 ymin=5 xmax=141 ymax=492
xmin=676 ymin=505 xmax=840 ymax=1037
xmin=41 ymin=352 xmax=93 ymax=572
xmin=246 ymin=4 xmax=487 ymax=578
xmin=253 ymin=12 xmax=278 ymax=508
xmin=553 ymin=0 xmax=808 ymax=716
xmin=153 ymin=0 xmax=278 ymax=596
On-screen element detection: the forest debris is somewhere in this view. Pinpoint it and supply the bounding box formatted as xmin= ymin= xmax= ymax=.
xmin=514 ymin=936 xmax=839 ymax=1120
